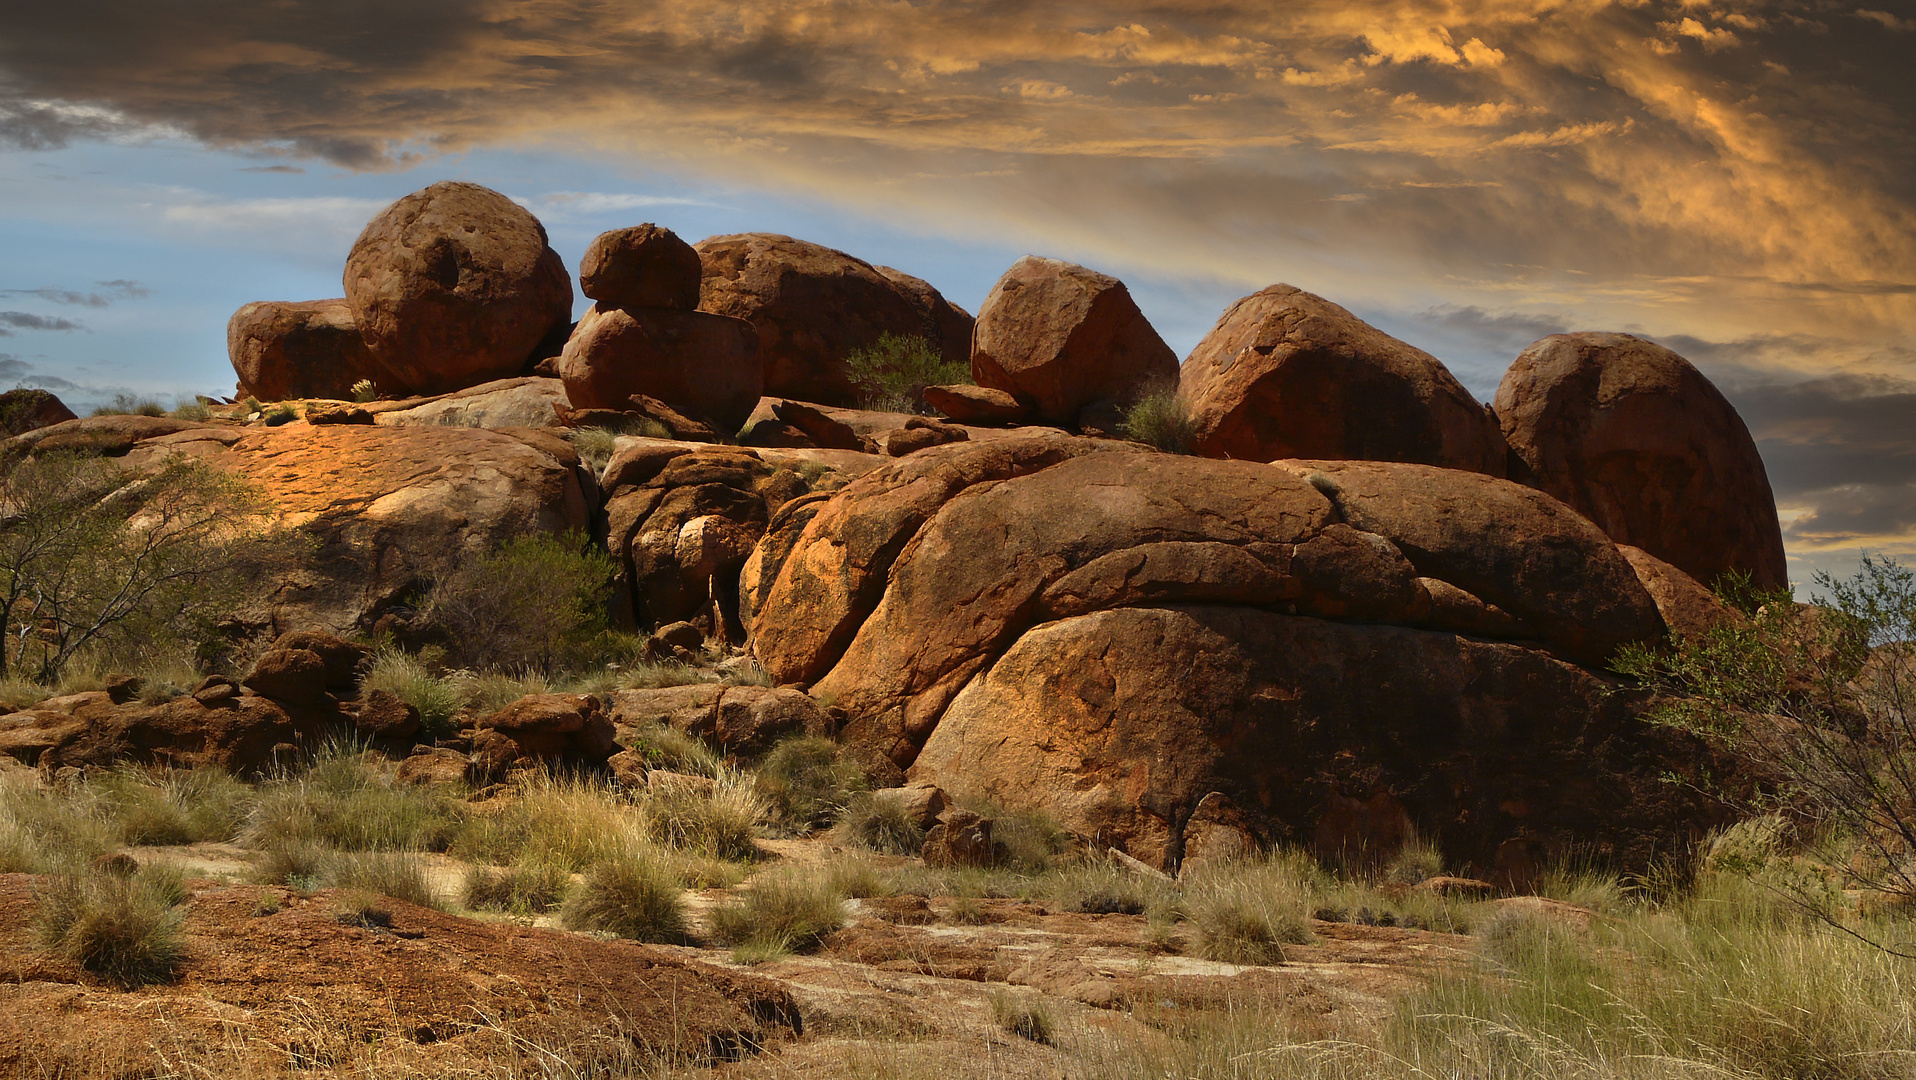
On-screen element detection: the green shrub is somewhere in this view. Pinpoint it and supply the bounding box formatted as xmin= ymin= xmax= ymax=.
xmin=561 ymin=847 xmax=687 ymax=942
xmin=360 ymin=649 xmax=462 ymax=738
xmin=1119 ymin=388 xmax=1196 ymax=454
xmin=638 ymin=769 xmax=764 ymax=861
xmin=843 ymin=333 xmax=965 ymax=414
xmin=831 ymin=791 xmax=924 ymax=856
xmin=168 ymin=401 xmax=211 ymax=422
xmin=708 ymin=867 xmax=846 ymax=955
xmin=35 ymin=863 xmax=188 ymax=987
xmin=91 ymin=393 xmax=166 ymax=418
xmin=463 ymin=857 xmax=572 ymax=914
xmin=423 ymin=530 xmax=615 ymax=675
xmin=1382 ymin=831 xmax=1444 ymax=886
xmin=349 ymin=379 xmax=377 ymax=404
xmin=755 ymin=737 xmax=865 ymax=836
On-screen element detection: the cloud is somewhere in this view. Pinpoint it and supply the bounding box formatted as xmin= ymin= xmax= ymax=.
xmin=0 ymin=280 xmax=148 ymax=307
xmin=238 ymin=164 xmax=305 ymax=173
xmin=0 ymin=311 xmax=85 ymax=333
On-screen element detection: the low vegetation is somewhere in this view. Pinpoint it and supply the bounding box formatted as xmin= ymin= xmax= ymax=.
xmin=34 ymin=861 xmax=187 ymax=987
xmin=708 ymin=865 xmax=847 ymax=959
xmin=1119 ymin=387 xmax=1197 ymax=454
xmin=844 ymin=333 xmax=966 ymax=413
xmin=560 ymin=845 xmax=687 ymax=942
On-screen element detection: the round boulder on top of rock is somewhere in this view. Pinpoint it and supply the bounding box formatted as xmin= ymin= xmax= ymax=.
xmin=579 ymin=224 xmax=703 ymax=311
xmin=693 ymin=233 xmax=973 ymax=407
xmin=970 ymin=256 xmax=1179 ymax=427
xmin=344 ymin=181 xmax=573 ymax=396
xmin=558 ymin=303 xmax=762 ymax=431
xmin=228 ymin=298 xmax=401 ymax=401
xmin=1494 ymin=332 xmax=1787 ymax=590
xmin=1179 ymin=284 xmax=1505 ymax=475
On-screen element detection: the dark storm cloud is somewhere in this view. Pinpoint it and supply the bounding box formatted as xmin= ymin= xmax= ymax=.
xmin=1726 ymin=374 xmax=1916 ymax=547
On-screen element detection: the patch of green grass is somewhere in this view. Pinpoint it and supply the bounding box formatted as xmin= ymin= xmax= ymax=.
xmin=35 ymin=862 xmax=188 ymax=987
xmin=755 ymin=736 xmax=864 ymax=836
xmin=169 ymin=401 xmax=212 ymax=422
xmin=621 ymin=722 xmax=723 ymax=778
xmin=1040 ymin=857 xmax=1180 ymax=917
xmin=91 ymin=394 xmax=167 ymax=418
xmin=248 ymin=749 xmax=464 ymax=854
xmin=327 ymin=851 xmax=441 ymax=909
xmin=709 ymin=866 xmax=846 ymax=954
xmin=92 ymin=765 xmax=253 ymax=846
xmin=0 ymin=782 xmax=116 ymax=873
xmin=450 ymin=773 xmax=634 ymax=873
xmin=560 ymin=846 xmax=687 ymax=943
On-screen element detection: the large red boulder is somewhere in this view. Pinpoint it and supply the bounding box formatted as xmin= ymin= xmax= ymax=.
xmin=228 ymin=298 xmax=403 ymax=401
xmin=1180 ymin=284 xmax=1505 ymax=474
xmin=970 ymin=256 xmax=1178 ymax=426
xmin=344 ymin=181 xmax=573 ymax=396
xmin=579 ymin=224 xmax=703 ymax=311
xmin=558 ymin=303 xmax=761 ymax=431
xmin=0 ymin=389 xmax=77 ymax=435
xmin=693 ymin=233 xmax=973 ymax=406
xmin=1494 ymin=332 xmax=1787 ymax=589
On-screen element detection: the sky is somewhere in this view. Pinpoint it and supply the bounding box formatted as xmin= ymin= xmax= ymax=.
xmin=0 ymin=0 xmax=1911 ymax=591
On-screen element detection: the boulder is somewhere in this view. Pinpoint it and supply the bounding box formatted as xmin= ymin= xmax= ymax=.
xmin=397 ymin=746 xmax=472 ymax=785
xmin=923 ymin=384 xmax=1027 ymax=425
xmin=354 ymin=689 xmax=422 ymax=742
xmin=921 ymin=807 xmax=1003 ymax=868
xmin=579 ymin=224 xmax=703 ymax=311
xmin=910 ymin=605 xmax=1732 ymax=873
xmin=471 ymin=693 xmax=616 ymax=775
xmin=600 ymin=445 xmax=779 ymax=630
xmin=694 ymin=233 xmax=972 ymax=406
xmin=1176 ymin=792 xmax=1258 ymax=880
xmin=1617 ymin=544 xmax=1743 ymax=641
xmin=242 ymin=648 xmax=331 ymax=704
xmin=268 ymin=630 xmax=370 ymax=690
xmin=970 ymin=256 xmax=1178 ymax=426
xmin=606 ymin=683 xmax=828 ymax=758
xmin=0 ymin=692 xmax=329 ymax=777
xmin=868 ymin=782 xmax=948 ymax=831
xmin=558 ymin=303 xmax=762 ymax=432
xmin=121 ymin=423 xmax=593 ymax=634
xmin=228 ymin=298 xmax=400 ymax=401
xmin=1179 ymin=284 xmax=1505 ymax=474
xmin=12 ymin=414 xmax=210 ymax=457
xmin=373 ymin=377 xmax=569 ymax=429
xmin=1494 ymin=332 xmax=1788 ymax=589
xmin=0 ymin=388 xmax=78 ymax=435
xmin=344 ymin=181 xmax=573 ymax=396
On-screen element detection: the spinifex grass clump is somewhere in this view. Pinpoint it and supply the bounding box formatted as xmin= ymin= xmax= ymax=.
xmin=831 ymin=791 xmax=924 ymax=856
xmin=1118 ymin=388 xmax=1197 ymax=454
xmin=560 ymin=845 xmax=687 ymax=943
xmin=463 ymin=857 xmax=572 ymax=914
xmin=35 ymin=861 xmax=188 ymax=988
xmin=1184 ymin=853 xmax=1316 ymax=963
xmin=755 ymin=736 xmax=864 ymax=836
xmin=709 ymin=866 xmax=847 ymax=960
xmin=92 ymin=765 xmax=253 ymax=846
xmin=637 ymin=768 xmax=764 ymax=862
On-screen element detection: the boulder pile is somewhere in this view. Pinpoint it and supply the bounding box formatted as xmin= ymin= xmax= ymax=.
xmin=12 ymin=180 xmax=1795 ymax=883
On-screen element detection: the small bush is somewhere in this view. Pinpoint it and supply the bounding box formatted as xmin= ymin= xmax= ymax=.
xmin=423 ymin=531 xmax=616 ymax=675
xmin=843 ymin=333 xmax=965 ymax=414
xmin=349 ymin=378 xmax=377 ymax=403
xmin=327 ymin=851 xmax=441 ymax=909
xmin=35 ymin=864 xmax=187 ymax=987
xmin=831 ymin=791 xmax=924 ymax=856
xmin=1042 ymin=857 xmax=1179 ymax=917
xmin=463 ymin=858 xmax=572 ymax=914
xmin=169 ymin=401 xmax=211 ymax=422
xmin=567 ymin=427 xmax=622 ymax=474
xmin=448 ymin=668 xmax=550 ymax=718
xmin=1186 ymin=856 xmax=1315 ymax=964
xmin=709 ymin=867 xmax=846 ymax=954
xmin=262 ymin=404 xmax=298 ymax=426
xmin=755 ymin=736 xmax=865 ymax=836
xmin=248 ymin=750 xmax=464 ymax=854
xmin=1119 ymin=388 xmax=1196 ymax=454
xmin=92 ymin=393 xmax=167 ymax=418
xmin=990 ymin=990 xmax=1056 ymax=1045
xmin=333 ymin=889 xmax=394 ymax=929
xmin=561 ymin=847 xmax=687 ymax=942
xmin=251 ymin=835 xmax=328 ymax=890
xmin=360 ymin=649 xmax=462 ymax=738
xmin=638 ymin=769 xmax=764 ymax=861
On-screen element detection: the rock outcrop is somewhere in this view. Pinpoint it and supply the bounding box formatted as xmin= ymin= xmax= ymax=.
xmin=0 ymin=389 xmax=76 ymax=435
xmin=1494 ymin=332 xmax=1787 ymax=589
xmin=344 ymin=181 xmax=573 ymax=396
xmin=970 ymin=256 xmax=1178 ymax=427
xmin=0 ymin=688 xmax=332 ymax=778
xmin=559 ymin=304 xmax=762 ymax=431
xmin=746 ymin=436 xmax=1712 ymax=874
xmin=694 ymin=234 xmax=973 ymax=406
xmin=1180 ymin=284 xmax=1505 ymax=474
xmin=228 ymin=298 xmax=399 ymax=401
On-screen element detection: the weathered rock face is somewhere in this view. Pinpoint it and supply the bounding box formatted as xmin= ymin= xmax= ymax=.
xmin=1180 ymin=284 xmax=1505 ymax=475
xmin=1617 ymin=544 xmax=1743 ymax=641
xmin=694 ymin=234 xmax=973 ymax=406
xmin=121 ymin=423 xmax=593 ymax=633
xmin=746 ymin=438 xmax=1697 ymax=871
xmin=558 ymin=304 xmax=762 ymax=432
xmin=579 ymin=224 xmax=703 ymax=311
xmin=1494 ymin=332 xmax=1787 ymax=589
xmin=344 ymin=181 xmax=573 ymax=396
xmin=470 ymin=693 xmax=615 ymax=777
xmin=228 ymin=298 xmax=402 ymax=401
xmin=910 ymin=606 xmax=1729 ymax=875
xmin=970 ymin=256 xmax=1178 ymax=426
xmin=0 ymin=389 xmax=76 ymax=436
xmin=923 ymin=384 xmax=1027 ymax=425
xmin=609 ymin=684 xmax=832 ymax=758
xmin=372 ymin=377 xmax=569 ymax=429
